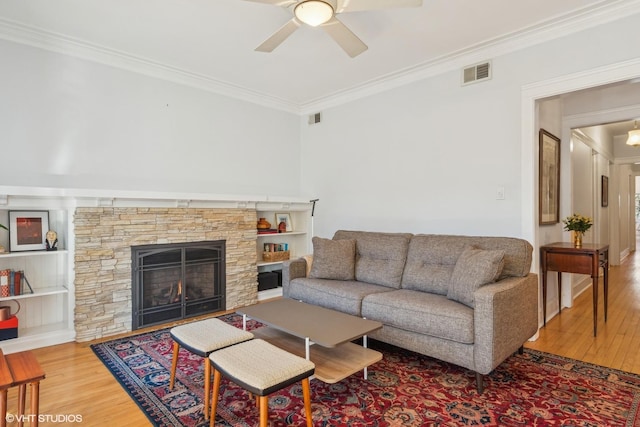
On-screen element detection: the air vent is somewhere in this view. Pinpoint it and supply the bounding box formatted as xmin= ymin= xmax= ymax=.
xmin=462 ymin=61 xmax=491 ymax=85
xmin=308 ymin=112 xmax=321 ymax=125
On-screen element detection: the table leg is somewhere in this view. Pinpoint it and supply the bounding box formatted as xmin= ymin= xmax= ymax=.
xmin=305 ymin=337 xmax=310 ymax=360
xmin=542 ymin=270 xmax=548 ymax=327
xmin=17 ymin=384 xmax=25 ymax=427
xmin=30 ymin=381 xmax=40 ymax=427
xmin=363 ymin=335 xmax=368 ymax=380
xmin=604 ymin=264 xmax=609 ymax=322
xmin=557 ymin=272 xmax=562 ymax=315
xmin=592 ymin=276 xmax=598 ymax=337
xmin=0 ymin=389 xmax=6 ymax=427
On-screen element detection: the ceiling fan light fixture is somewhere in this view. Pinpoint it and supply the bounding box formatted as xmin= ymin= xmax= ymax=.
xmin=627 ymin=121 xmax=640 ymax=146
xmin=294 ymin=0 xmax=334 ymax=27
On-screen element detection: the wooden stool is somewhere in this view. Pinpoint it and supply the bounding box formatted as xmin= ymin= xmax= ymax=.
xmin=209 ymin=339 xmax=315 ymax=427
xmin=0 ymin=350 xmax=13 ymax=427
xmin=169 ymin=317 xmax=253 ymax=419
xmin=5 ymin=351 xmax=45 ymax=427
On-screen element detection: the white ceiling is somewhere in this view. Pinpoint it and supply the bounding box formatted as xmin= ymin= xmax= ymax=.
xmin=0 ymin=0 xmax=636 ymax=113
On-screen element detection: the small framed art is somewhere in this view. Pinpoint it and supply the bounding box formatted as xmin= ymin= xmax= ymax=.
xmin=601 ymin=175 xmax=608 ymax=207
xmin=539 ymin=129 xmax=561 ymax=225
xmin=275 ymin=213 xmax=293 ymax=232
xmin=9 ymin=210 xmax=49 ymax=252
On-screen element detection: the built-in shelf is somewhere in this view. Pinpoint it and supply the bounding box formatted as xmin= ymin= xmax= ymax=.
xmin=0 ymin=286 xmax=68 ymax=302
xmin=256 ymin=208 xmax=311 ymax=298
xmin=0 ymin=205 xmax=74 ymax=352
xmin=258 ymin=287 xmax=283 ymax=301
xmin=0 ymin=250 xmax=68 ymax=259
xmin=257 ymin=231 xmax=306 ymax=238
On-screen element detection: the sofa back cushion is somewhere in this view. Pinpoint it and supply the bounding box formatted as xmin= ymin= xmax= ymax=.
xmin=308 ymin=237 xmax=356 ymax=280
xmin=447 ymin=246 xmax=505 ymax=307
xmin=401 ymin=234 xmax=532 ymax=295
xmin=333 ymin=230 xmax=413 ymax=288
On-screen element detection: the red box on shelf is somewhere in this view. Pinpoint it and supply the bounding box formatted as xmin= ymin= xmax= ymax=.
xmin=0 ymin=316 xmax=18 ymax=341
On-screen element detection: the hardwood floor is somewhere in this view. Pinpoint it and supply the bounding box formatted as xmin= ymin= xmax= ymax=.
xmin=4 ymin=339 xmax=151 ymax=426
xmin=3 ymin=249 xmax=639 ymax=425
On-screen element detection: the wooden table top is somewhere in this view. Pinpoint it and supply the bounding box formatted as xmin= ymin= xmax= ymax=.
xmin=238 ymin=298 xmax=382 ymax=348
xmin=5 ymin=351 xmax=45 ymax=384
xmin=0 ymin=349 xmax=13 ymax=389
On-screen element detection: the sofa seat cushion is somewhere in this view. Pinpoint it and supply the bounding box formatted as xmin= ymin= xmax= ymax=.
xmin=362 ymin=290 xmax=474 ymax=344
xmin=287 ymin=277 xmax=393 ymax=317
xmin=333 ymin=230 xmax=413 ymax=289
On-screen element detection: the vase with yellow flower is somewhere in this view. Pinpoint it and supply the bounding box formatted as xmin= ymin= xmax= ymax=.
xmin=562 ymin=214 xmax=593 ymax=248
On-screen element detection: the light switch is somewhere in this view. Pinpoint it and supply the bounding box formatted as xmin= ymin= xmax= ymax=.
xmin=496 ymin=187 xmax=505 ymax=200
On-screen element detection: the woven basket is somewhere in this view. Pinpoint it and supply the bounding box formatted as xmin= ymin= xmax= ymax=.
xmin=262 ymin=250 xmax=290 ymax=262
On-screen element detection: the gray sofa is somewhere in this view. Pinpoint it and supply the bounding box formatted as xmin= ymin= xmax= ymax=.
xmin=282 ymin=230 xmax=538 ymax=392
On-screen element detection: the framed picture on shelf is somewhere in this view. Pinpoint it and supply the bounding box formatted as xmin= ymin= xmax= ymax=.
xmin=538 ymin=129 xmax=560 ymax=225
xmin=9 ymin=210 xmax=49 ymax=252
xmin=275 ymin=213 xmax=293 ymax=232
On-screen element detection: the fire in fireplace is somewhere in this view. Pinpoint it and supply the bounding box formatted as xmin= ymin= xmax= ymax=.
xmin=131 ymin=240 xmax=226 ymax=330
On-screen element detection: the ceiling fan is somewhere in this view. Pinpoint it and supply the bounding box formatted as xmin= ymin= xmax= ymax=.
xmin=242 ymin=0 xmax=423 ymax=58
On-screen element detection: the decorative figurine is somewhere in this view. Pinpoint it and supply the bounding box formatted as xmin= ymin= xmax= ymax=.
xmin=46 ymin=230 xmax=58 ymax=251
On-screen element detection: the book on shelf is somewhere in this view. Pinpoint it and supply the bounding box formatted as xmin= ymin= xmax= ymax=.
xmin=0 ymin=269 xmax=33 ymax=297
xmin=257 ymin=229 xmax=279 ymax=234
xmin=263 ymin=243 xmax=289 ymax=252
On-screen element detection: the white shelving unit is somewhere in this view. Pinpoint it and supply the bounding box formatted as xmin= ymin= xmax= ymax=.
xmin=0 ymin=204 xmax=75 ymax=353
xmin=256 ymin=204 xmax=312 ymax=300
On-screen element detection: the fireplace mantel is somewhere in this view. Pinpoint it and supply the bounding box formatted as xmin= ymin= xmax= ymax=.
xmin=0 ymin=185 xmax=311 ymax=210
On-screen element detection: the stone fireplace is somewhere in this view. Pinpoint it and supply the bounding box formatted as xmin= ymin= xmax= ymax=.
xmin=74 ymin=207 xmax=258 ymax=342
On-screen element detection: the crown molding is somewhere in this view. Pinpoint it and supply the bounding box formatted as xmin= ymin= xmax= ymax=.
xmin=0 ymin=0 xmax=638 ymax=116
xmin=299 ymin=0 xmax=640 ymax=114
xmin=0 ymin=18 xmax=300 ymax=114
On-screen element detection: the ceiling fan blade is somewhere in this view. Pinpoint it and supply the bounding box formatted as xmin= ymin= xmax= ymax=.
xmin=320 ymin=16 xmax=368 ymax=58
xmin=241 ymin=0 xmax=296 ymax=6
xmin=337 ymin=0 xmax=422 ymax=13
xmin=255 ymin=19 xmax=301 ymax=52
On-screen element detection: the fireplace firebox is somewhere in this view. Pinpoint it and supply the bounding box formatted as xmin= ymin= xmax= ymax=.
xmin=131 ymin=240 xmax=226 ymax=330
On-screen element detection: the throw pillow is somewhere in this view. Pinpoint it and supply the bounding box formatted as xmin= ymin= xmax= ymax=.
xmin=447 ymin=246 xmax=505 ymax=308
xmin=309 ymin=237 xmax=356 ymax=281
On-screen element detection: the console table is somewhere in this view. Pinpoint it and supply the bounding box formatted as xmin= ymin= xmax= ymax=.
xmin=540 ymin=242 xmax=609 ymax=336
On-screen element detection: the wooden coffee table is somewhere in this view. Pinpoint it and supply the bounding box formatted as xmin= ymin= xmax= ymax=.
xmin=237 ymin=298 xmax=383 ymax=383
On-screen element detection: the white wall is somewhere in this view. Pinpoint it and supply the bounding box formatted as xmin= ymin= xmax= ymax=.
xmin=570 ymin=138 xmax=595 ymax=245
xmin=0 ymin=39 xmax=302 ymax=198
xmin=301 ymin=13 xmax=640 ymax=239
xmin=2 ymin=10 xmax=640 ymax=239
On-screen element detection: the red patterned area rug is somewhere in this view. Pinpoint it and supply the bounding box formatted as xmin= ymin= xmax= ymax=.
xmin=91 ymin=314 xmax=640 ymax=426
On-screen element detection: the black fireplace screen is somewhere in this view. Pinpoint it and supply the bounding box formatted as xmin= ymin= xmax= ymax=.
xmin=131 ymin=240 xmax=225 ymax=330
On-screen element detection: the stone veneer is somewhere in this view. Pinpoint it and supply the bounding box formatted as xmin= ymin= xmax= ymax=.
xmin=74 ymin=207 xmax=258 ymax=342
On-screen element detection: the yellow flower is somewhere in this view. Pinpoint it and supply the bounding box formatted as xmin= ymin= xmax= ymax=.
xmin=562 ymin=214 xmax=593 ymax=233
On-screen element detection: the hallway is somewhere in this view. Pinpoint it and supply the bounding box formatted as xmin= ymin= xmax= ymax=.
xmin=526 ymin=244 xmax=640 ymax=374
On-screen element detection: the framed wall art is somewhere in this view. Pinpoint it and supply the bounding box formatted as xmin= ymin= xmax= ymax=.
xmin=539 ymin=129 xmax=561 ymax=225
xmin=275 ymin=213 xmax=292 ymax=232
xmin=9 ymin=210 xmax=49 ymax=252
xmin=601 ymin=175 xmax=609 ymax=207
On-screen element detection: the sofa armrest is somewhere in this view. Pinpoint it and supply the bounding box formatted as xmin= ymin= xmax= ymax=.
xmin=472 ymin=273 xmax=538 ymax=374
xmin=282 ymin=257 xmax=309 ymax=297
